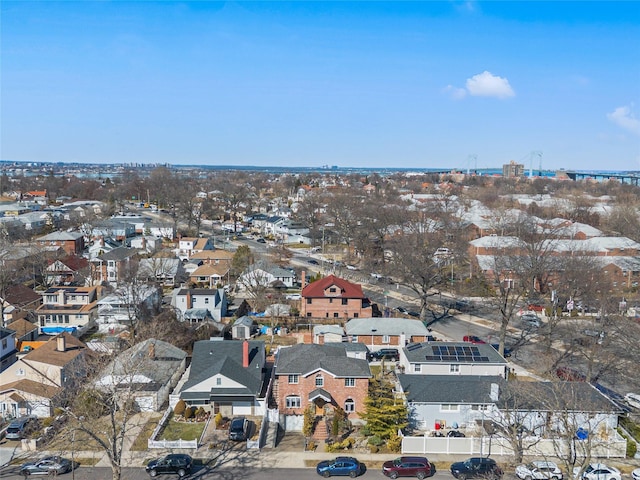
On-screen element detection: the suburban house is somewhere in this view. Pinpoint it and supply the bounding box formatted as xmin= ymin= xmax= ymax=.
xmin=173 ymin=288 xmax=228 ymax=322
xmin=95 ymin=339 xmax=187 ymax=412
xmin=90 ymin=247 xmax=139 ymax=287
xmin=344 ymin=317 xmax=431 ymax=355
xmin=87 ymin=236 xmax=121 ymax=260
xmin=129 ymin=235 xmax=162 ymax=254
xmin=176 ymin=237 xmax=214 ymax=262
xmin=400 ymin=342 xmax=508 ymax=377
xmin=1 ymin=326 xmax=18 ymax=372
xmin=178 ymin=339 xmax=269 ymax=417
xmin=0 ymin=333 xmax=86 ymax=418
xmin=238 ymin=261 xmax=297 ymax=290
xmin=36 ymin=231 xmax=85 ymax=256
xmin=138 ymin=256 xmax=184 ymax=286
xmin=189 ymin=263 xmax=230 ymax=288
xmin=6 ymin=318 xmax=39 ymax=345
xmin=189 ymin=249 xmax=234 ymax=266
xmin=1 ymin=284 xmax=41 ymax=326
xmin=96 ymin=285 xmax=160 ymax=330
xmin=45 ymin=254 xmax=90 ymax=286
xmin=90 ymin=219 xmax=135 ymax=242
xmin=274 ymin=343 xmax=372 ymax=432
xmin=35 ymin=286 xmax=100 ymax=335
xmin=301 ymin=275 xmax=373 ymax=319
xmin=397 ymin=374 xmax=506 ymax=431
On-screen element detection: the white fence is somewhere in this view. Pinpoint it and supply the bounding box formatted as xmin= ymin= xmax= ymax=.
xmin=147 ymin=406 xmax=199 ymax=450
xmin=402 ymin=434 xmax=627 ymax=458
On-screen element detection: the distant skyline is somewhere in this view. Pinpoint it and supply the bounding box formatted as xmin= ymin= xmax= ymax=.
xmin=1 ymin=1 xmax=639 ymax=171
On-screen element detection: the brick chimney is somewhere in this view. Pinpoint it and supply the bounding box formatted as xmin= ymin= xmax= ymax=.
xmin=186 ymin=291 xmax=192 ymax=309
xmin=301 ymin=270 xmax=306 ymax=290
xmin=148 ymin=342 xmax=155 ymax=359
xmin=242 ymin=340 xmax=249 ymax=368
xmin=56 ymin=335 xmax=66 ymax=352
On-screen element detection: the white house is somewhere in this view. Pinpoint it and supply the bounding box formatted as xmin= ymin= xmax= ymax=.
xmin=173 ymin=288 xmax=228 ymax=322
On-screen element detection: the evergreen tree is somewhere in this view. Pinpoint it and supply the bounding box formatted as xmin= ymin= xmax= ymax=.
xmin=359 ymin=374 xmax=408 ymax=441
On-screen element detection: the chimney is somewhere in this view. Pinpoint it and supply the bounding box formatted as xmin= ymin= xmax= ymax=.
xmin=490 ymin=383 xmax=500 ymax=402
xmin=187 ymin=291 xmax=192 ymax=309
xmin=301 ymin=270 xmax=306 ymax=290
xmin=100 ymin=236 xmax=105 ymax=247
xmin=242 ymin=340 xmax=249 ymax=368
xmin=148 ymin=342 xmax=155 ymax=359
xmin=56 ymin=335 xmax=66 ymax=352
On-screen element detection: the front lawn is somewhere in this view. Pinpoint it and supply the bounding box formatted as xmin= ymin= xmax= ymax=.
xmin=160 ymin=417 xmax=206 ymax=441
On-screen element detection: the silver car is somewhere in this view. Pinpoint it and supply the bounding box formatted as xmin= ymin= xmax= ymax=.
xmin=20 ymin=456 xmax=75 ymax=476
xmin=516 ymin=461 xmax=563 ymax=480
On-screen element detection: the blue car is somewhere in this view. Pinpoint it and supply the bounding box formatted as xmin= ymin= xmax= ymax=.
xmin=316 ymin=457 xmax=363 ymax=478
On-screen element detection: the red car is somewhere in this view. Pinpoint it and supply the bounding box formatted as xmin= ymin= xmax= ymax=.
xmin=463 ymin=335 xmax=486 ymax=344
xmin=383 ymin=456 xmax=432 ymax=479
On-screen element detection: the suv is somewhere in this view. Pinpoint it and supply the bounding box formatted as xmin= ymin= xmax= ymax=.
xmin=451 ymin=457 xmax=503 ymax=480
xmin=5 ymin=416 xmax=36 ymax=440
xmin=368 ymin=348 xmax=399 ymax=362
xmin=145 ymin=454 xmax=192 ymax=478
xmin=229 ymin=416 xmax=248 ymax=441
xmin=383 ymin=456 xmax=432 ymax=479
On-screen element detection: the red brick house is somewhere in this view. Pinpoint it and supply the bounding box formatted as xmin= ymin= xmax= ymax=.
xmin=275 ymin=343 xmax=371 ymax=434
xmin=300 ymin=275 xmax=373 ymax=319
xmin=36 ymin=231 xmax=85 ymax=256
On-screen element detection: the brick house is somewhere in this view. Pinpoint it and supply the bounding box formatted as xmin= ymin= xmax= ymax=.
xmin=275 ymin=343 xmax=371 ymax=433
xmin=300 ymin=274 xmax=373 ymax=319
xmin=36 ymin=231 xmax=85 ymax=256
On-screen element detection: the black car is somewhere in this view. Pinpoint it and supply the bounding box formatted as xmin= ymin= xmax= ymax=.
xmin=229 ymin=416 xmax=248 ymax=441
xmin=368 ymin=348 xmax=400 ymax=362
xmin=450 ymin=457 xmax=503 ymax=480
xmin=447 ymin=430 xmax=466 ymax=438
xmin=490 ymin=344 xmax=512 ymax=358
xmin=146 ymin=454 xmax=192 ymax=478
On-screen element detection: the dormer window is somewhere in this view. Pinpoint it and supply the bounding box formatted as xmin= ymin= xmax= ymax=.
xmin=315 ymin=375 xmax=324 ymax=387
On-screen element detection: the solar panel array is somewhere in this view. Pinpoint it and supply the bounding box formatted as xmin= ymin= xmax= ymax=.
xmin=424 ymin=344 xmax=491 ymax=363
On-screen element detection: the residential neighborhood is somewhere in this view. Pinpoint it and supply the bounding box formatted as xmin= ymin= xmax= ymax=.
xmin=0 ymin=163 xmax=639 ymax=478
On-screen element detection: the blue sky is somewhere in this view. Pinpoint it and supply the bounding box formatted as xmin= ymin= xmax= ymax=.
xmin=1 ymin=1 xmax=639 ymax=171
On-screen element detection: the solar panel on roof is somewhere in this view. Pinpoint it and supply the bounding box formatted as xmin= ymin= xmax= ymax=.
xmin=425 ymin=344 xmax=492 ymax=362
xmin=406 ymin=343 xmax=422 ymax=351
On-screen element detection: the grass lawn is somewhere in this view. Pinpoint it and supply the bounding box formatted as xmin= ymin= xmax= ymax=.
xmin=130 ymin=415 xmax=161 ymax=451
xmin=159 ymin=419 xmax=205 ymax=441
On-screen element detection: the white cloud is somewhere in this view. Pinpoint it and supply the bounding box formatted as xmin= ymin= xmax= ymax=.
xmin=607 ymin=104 xmax=640 ymax=136
xmin=465 ymin=71 xmax=515 ymax=98
xmin=443 ymin=85 xmax=467 ymax=100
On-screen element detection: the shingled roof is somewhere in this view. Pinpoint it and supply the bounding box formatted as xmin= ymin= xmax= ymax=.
xmin=276 ymin=343 xmax=371 ymax=378
xmin=302 ymin=275 xmax=365 ymax=299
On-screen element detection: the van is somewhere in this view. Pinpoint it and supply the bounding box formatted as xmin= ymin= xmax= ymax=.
xmin=6 ymin=416 xmax=35 ymax=440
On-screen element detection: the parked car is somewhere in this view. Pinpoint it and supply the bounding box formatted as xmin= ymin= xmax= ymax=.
xmin=5 ymin=416 xmax=37 ymax=440
xmin=229 ymin=416 xmax=248 ymax=441
xmin=450 ymin=457 xmax=503 ymax=480
xmin=256 ymin=238 xmax=266 ymax=243
xmin=20 ymin=456 xmax=75 ymax=476
xmin=371 ymin=272 xmax=384 ymax=279
xmin=631 ymin=468 xmax=640 ymax=480
xmin=308 ymin=259 xmax=320 ymax=265
xmin=463 ymin=335 xmax=486 ymax=344
xmin=516 ymin=461 xmax=563 ymax=480
xmin=368 ymin=348 xmax=400 ymax=362
xmin=490 ymin=344 xmax=512 ymax=357
xmin=346 ymin=264 xmax=358 ymax=270
xmin=145 ymin=454 xmax=192 ymax=478
xmin=382 ymin=456 xmax=432 ymax=479
xmin=316 ymin=456 xmax=363 ymax=477
xmin=286 ymin=293 xmax=302 ymax=300
xmin=573 ymin=464 xmax=621 ymax=480
xmin=447 ymin=430 xmax=466 ymax=438
xmin=521 ymin=313 xmax=541 ymax=328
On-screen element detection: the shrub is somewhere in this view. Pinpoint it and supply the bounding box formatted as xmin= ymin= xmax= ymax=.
xmin=184 ymin=406 xmax=195 ymax=420
xmin=368 ymin=435 xmax=383 ymax=446
xmin=628 ymin=439 xmax=637 ymax=458
xmin=306 ymin=440 xmax=316 ymax=451
xmin=41 ymin=417 xmax=54 ymax=428
xmin=195 ymin=407 xmax=206 ymax=419
xmin=325 ymin=437 xmax=354 ymax=452
xmin=174 ymin=399 xmax=187 ymax=416
xmin=214 ymin=412 xmax=224 ymax=427
xmin=369 ymin=445 xmax=379 ymax=453
xmin=302 ymin=405 xmax=316 ymax=437
xmin=387 ymin=434 xmax=402 ymax=452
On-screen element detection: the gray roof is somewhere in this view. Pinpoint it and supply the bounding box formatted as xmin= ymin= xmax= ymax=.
xmin=37 ymin=231 xmax=84 ymax=241
xmin=345 ymin=317 xmax=429 ymax=336
xmin=276 ymin=343 xmax=371 ymax=378
xmin=97 ymin=247 xmax=138 ymax=261
xmin=313 ymin=325 xmax=344 ymax=336
xmin=403 ymin=341 xmax=507 ymax=365
xmin=398 ymin=374 xmax=506 ymax=403
xmin=325 ymin=342 xmax=369 ymax=353
xmin=233 ymin=316 xmax=254 ymax=327
xmin=181 ymin=339 xmax=265 ymax=397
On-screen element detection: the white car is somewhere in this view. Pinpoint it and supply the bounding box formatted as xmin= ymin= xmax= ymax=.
xmin=346 ymin=264 xmax=358 ymax=270
xmin=573 ymin=464 xmax=621 ymax=480
xmin=631 ymin=468 xmax=640 ymax=480
xmin=285 ymin=293 xmax=302 ymax=300
xmin=516 ymin=461 xmax=563 ymax=480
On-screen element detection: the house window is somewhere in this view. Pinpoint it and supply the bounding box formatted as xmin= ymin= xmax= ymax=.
xmin=286 ymin=396 xmax=301 ymax=409
xmin=351 ymin=336 xmax=358 ymax=343
xmin=288 ymin=374 xmax=299 ymax=384
xmin=414 ymin=364 xmax=422 ymax=373
xmin=472 ymin=404 xmax=489 ymax=411
xmin=205 ymin=298 xmax=209 ymax=304
xmin=353 ymin=313 xmax=358 ymax=318
xmin=329 ymin=298 xmax=333 ymax=303
xmin=315 ymin=375 xmax=324 ymax=387
xmin=306 ymin=313 xmax=312 ymax=317
xmin=382 ymin=335 xmax=390 ymax=344
xmin=1 ymin=338 xmax=6 ymax=349
xmin=333 ymin=312 xmax=339 ymax=318
xmin=307 ymin=298 xmax=312 ymax=304
xmin=216 ymin=378 xmax=221 ymax=386
xmin=344 ymin=399 xmax=355 ymax=413
xmin=345 ymin=378 xmax=355 ymax=387
xmin=329 ymin=287 xmax=337 ymax=293
xmin=441 ymin=404 xmax=459 ymax=412
xmin=342 ymin=298 xmax=348 ymax=305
